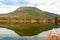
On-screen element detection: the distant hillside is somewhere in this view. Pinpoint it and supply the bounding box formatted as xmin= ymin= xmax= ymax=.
xmin=44 ymin=12 xmax=60 ymax=18
xmin=6 ymin=7 xmax=55 ymax=19
xmin=0 ymin=7 xmax=60 ymax=19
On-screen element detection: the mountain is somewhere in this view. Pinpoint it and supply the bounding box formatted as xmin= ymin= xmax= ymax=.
xmin=1 ymin=7 xmax=60 ymax=18
xmin=44 ymin=12 xmax=60 ymax=18
xmin=0 ymin=7 xmax=60 ymax=36
xmin=7 ymin=7 xmax=54 ymax=19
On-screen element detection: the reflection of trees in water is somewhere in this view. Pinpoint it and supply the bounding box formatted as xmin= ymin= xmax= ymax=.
xmin=0 ymin=16 xmax=54 ymax=26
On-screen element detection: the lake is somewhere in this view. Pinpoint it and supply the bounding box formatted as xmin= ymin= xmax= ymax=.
xmin=0 ymin=27 xmax=60 ymax=40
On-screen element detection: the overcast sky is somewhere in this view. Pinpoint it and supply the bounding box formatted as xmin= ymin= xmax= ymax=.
xmin=0 ymin=0 xmax=60 ymax=15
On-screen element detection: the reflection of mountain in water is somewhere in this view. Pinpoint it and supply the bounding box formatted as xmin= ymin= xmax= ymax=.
xmin=0 ymin=27 xmax=60 ymax=40
xmin=0 ymin=28 xmax=28 ymax=40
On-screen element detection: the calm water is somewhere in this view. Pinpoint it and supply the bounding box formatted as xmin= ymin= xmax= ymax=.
xmin=0 ymin=27 xmax=60 ymax=40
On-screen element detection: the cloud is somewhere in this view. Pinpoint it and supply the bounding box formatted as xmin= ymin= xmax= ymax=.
xmin=26 ymin=0 xmax=60 ymax=14
xmin=0 ymin=0 xmax=60 ymax=14
xmin=0 ymin=6 xmax=19 ymax=14
xmin=9 ymin=0 xmax=19 ymax=2
xmin=0 ymin=0 xmax=28 ymax=6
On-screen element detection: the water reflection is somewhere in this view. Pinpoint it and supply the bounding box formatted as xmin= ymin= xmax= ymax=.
xmin=0 ymin=28 xmax=60 ymax=40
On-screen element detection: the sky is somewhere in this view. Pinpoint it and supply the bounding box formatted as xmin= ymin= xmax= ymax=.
xmin=0 ymin=0 xmax=60 ymax=15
